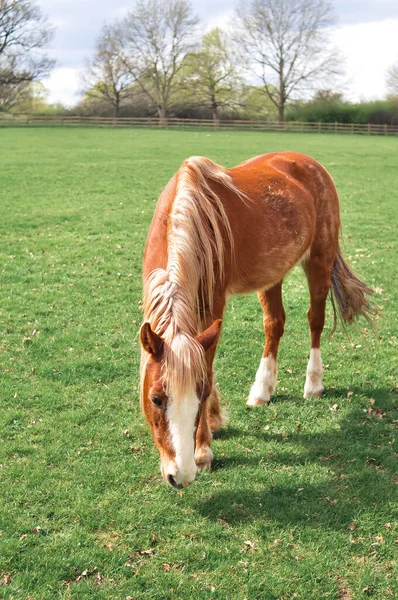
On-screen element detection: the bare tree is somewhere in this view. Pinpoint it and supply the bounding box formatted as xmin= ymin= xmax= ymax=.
xmin=236 ymin=0 xmax=342 ymax=121
xmin=183 ymin=28 xmax=242 ymax=123
xmin=120 ymin=0 xmax=199 ymax=123
xmin=386 ymin=61 xmax=398 ymax=96
xmin=84 ymin=24 xmax=131 ymax=119
xmin=0 ymin=0 xmax=54 ymax=87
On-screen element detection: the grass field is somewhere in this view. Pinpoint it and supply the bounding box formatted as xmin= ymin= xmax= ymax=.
xmin=0 ymin=128 xmax=397 ymax=599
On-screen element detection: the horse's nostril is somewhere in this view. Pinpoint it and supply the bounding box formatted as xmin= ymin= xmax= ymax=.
xmin=167 ymin=474 xmax=178 ymax=488
xmin=167 ymin=474 xmax=184 ymax=489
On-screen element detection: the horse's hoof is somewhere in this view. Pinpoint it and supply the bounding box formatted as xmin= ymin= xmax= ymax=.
xmin=303 ymin=384 xmax=324 ymax=399
xmin=209 ymin=416 xmax=222 ymax=433
xmin=247 ymin=395 xmax=270 ymax=406
xmin=195 ymin=446 xmax=214 ymax=469
xmin=209 ymin=407 xmax=228 ymax=432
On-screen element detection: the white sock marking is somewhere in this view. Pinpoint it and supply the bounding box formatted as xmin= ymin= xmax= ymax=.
xmin=247 ymin=355 xmax=277 ymax=406
xmin=304 ymin=348 xmax=324 ymax=398
xmin=166 ymin=387 xmax=199 ymax=485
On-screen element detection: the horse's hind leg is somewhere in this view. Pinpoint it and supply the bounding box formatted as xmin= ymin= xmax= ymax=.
xmin=303 ymin=257 xmax=332 ymax=398
xmin=208 ymin=385 xmax=226 ymax=437
xmin=247 ymin=282 xmax=285 ymax=406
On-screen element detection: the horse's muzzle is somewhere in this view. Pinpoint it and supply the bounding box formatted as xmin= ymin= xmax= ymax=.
xmin=161 ymin=460 xmax=196 ymax=489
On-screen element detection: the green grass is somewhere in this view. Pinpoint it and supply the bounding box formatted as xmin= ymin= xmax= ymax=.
xmin=0 ymin=128 xmax=397 ymax=599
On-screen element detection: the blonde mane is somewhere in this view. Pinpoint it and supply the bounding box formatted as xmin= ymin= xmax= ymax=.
xmin=142 ymin=156 xmax=243 ymax=400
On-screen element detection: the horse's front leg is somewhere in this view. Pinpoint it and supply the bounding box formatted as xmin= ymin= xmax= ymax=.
xmin=248 ymin=282 xmax=286 ymax=406
xmin=195 ymin=295 xmax=226 ymax=462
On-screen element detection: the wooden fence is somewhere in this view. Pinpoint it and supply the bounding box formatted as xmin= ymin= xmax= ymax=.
xmin=1 ymin=114 xmax=398 ymax=135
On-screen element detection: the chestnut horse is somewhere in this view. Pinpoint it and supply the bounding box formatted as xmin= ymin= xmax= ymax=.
xmin=140 ymin=152 xmax=374 ymax=488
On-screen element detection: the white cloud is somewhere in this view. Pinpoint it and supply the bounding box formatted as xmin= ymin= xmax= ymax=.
xmin=43 ymin=68 xmax=82 ymax=106
xmin=205 ymin=9 xmax=234 ymax=32
xmin=331 ymin=18 xmax=398 ymax=100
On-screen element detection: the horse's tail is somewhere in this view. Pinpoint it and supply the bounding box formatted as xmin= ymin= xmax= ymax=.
xmin=330 ymin=248 xmax=378 ymax=332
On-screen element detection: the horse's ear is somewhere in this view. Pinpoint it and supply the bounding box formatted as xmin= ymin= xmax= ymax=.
xmin=196 ymin=319 xmax=222 ymax=353
xmin=140 ymin=322 xmax=163 ymax=357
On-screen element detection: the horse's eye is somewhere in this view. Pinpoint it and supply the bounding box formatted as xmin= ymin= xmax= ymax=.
xmin=151 ymin=395 xmax=163 ymax=407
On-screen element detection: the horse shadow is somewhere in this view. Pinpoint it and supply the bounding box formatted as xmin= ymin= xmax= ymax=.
xmin=196 ymin=386 xmax=396 ymax=532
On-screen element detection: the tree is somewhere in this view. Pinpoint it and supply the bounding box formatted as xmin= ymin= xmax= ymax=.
xmin=0 ymin=0 xmax=54 ymax=87
xmin=386 ymin=61 xmax=398 ymax=96
xmin=311 ymin=89 xmax=343 ymax=103
xmin=183 ymin=28 xmax=241 ymax=123
xmin=0 ymin=79 xmax=46 ymax=111
xmin=236 ymin=0 xmax=342 ymax=121
xmin=84 ymin=24 xmax=131 ymax=119
xmin=120 ymin=0 xmax=199 ymax=123
xmin=238 ymin=84 xmax=278 ymax=120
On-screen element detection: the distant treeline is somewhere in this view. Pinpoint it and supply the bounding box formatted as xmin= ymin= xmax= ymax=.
xmin=22 ymin=92 xmax=398 ymax=126
xmin=286 ymin=93 xmax=398 ymax=125
xmin=3 ymin=86 xmax=398 ymax=126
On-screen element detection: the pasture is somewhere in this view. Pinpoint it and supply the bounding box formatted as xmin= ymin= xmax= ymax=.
xmin=0 ymin=128 xmax=397 ymax=599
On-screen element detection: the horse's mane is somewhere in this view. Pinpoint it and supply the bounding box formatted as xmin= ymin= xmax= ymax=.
xmin=142 ymin=156 xmax=242 ymax=400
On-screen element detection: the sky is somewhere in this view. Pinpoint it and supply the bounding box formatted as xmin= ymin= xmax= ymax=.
xmin=36 ymin=0 xmax=398 ymax=107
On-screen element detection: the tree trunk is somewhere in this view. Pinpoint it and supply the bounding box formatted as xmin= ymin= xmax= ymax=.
xmin=211 ymin=104 xmax=219 ymax=130
xmin=278 ymin=103 xmax=285 ymax=123
xmin=113 ymin=100 xmax=119 ymax=127
xmin=158 ymin=105 xmax=167 ymax=127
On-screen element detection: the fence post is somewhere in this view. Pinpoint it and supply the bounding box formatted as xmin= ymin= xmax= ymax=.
xmin=384 ymin=124 xmax=388 ymax=135
xmin=334 ymin=121 xmax=337 ymax=134
xmin=368 ymin=123 xmax=370 ymax=135
xmin=318 ymin=121 xmax=321 ymax=132
xmin=351 ymin=123 xmax=354 ymax=134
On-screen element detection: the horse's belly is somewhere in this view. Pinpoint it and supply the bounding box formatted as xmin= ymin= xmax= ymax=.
xmin=228 ymin=239 xmax=311 ymax=294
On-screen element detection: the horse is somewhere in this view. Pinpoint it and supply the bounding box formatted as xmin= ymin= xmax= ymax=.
xmin=140 ymin=152 xmax=375 ymax=489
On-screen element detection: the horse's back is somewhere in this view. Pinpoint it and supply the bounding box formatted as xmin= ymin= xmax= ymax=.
xmin=230 ymin=152 xmax=336 ymax=200
xmin=224 ymin=152 xmax=341 ymax=293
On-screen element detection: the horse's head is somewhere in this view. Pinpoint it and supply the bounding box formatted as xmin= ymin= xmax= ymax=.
xmin=139 ymin=319 xmax=221 ymax=488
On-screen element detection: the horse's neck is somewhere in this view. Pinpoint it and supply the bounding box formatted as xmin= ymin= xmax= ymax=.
xmin=144 ymin=268 xmax=200 ymax=339
xmin=165 ymin=278 xmax=200 ymax=339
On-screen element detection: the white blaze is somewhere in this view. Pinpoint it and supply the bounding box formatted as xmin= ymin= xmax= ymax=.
xmin=166 ymin=387 xmax=199 ymax=485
